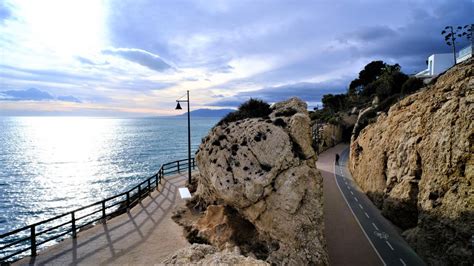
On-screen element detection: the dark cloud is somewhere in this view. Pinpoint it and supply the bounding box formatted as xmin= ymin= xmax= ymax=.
xmin=102 ymin=48 xmax=173 ymax=72
xmin=210 ymin=80 xmax=348 ymax=107
xmin=0 ymin=88 xmax=81 ymax=103
xmin=339 ymin=0 xmax=473 ymax=74
xmin=350 ymin=26 xmax=397 ymax=42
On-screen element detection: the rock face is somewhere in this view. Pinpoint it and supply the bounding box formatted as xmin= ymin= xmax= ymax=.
xmin=312 ymin=123 xmax=343 ymax=154
xmin=163 ymin=243 xmax=268 ymax=265
xmin=194 ymin=97 xmax=328 ymax=265
xmin=312 ymin=114 xmax=357 ymax=154
xmin=349 ymin=58 xmax=474 ymax=265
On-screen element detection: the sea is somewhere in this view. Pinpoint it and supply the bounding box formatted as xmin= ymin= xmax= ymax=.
xmin=0 ymin=116 xmax=219 ymax=259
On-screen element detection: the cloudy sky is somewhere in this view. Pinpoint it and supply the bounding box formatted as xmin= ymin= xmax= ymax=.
xmin=0 ymin=0 xmax=472 ymax=116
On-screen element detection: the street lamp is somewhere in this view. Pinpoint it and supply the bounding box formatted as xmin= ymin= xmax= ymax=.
xmin=175 ymin=90 xmax=192 ymax=185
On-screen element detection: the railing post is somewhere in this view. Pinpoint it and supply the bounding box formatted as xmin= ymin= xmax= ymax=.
xmin=147 ymin=179 xmax=151 ymax=195
xmin=155 ymin=173 xmax=159 ymax=190
xmin=30 ymin=225 xmax=36 ymax=256
xmin=71 ymin=212 xmax=77 ymax=238
xmin=126 ymin=191 xmax=130 ymax=210
xmin=159 ymin=169 xmax=163 ymax=184
xmin=101 ymin=200 xmax=106 ymax=223
xmin=177 ymin=160 xmax=180 ymax=173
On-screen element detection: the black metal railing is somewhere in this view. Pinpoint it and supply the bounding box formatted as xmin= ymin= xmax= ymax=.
xmin=0 ymin=158 xmax=196 ymax=263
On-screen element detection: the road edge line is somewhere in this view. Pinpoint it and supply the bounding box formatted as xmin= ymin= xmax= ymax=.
xmin=333 ymin=149 xmax=387 ymax=266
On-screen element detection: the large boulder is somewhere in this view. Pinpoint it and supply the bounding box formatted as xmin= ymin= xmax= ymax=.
xmin=163 ymin=243 xmax=268 ymax=265
xmin=194 ymin=97 xmax=328 ymax=265
xmin=349 ymin=58 xmax=474 ymax=265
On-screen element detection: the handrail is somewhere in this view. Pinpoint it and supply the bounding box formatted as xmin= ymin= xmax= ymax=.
xmin=0 ymin=157 xmax=196 ymax=263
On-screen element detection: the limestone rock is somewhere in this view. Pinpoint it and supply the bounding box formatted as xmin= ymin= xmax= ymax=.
xmin=162 ymin=243 xmax=268 ymax=265
xmin=349 ymin=58 xmax=474 ymax=265
xmin=312 ymin=123 xmax=344 ymax=154
xmin=195 ymin=97 xmax=328 ymax=265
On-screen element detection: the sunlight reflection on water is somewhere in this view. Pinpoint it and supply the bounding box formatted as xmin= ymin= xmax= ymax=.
xmin=0 ymin=116 xmax=218 ymax=235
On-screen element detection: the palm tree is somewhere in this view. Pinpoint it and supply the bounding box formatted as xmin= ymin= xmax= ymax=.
xmin=442 ymin=24 xmax=474 ymax=64
xmin=441 ymin=26 xmax=459 ymax=64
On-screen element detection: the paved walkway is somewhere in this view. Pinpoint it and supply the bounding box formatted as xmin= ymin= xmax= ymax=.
xmin=15 ymin=173 xmax=190 ymax=265
xmin=318 ymin=144 xmax=425 ymax=266
xmin=317 ymin=144 xmax=382 ymax=266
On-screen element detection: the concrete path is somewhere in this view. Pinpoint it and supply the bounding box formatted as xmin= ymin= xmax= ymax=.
xmin=15 ymin=173 xmax=190 ymax=265
xmin=318 ymin=144 xmax=425 ymax=266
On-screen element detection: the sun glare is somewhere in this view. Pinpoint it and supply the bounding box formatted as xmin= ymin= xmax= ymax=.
xmin=17 ymin=0 xmax=107 ymax=56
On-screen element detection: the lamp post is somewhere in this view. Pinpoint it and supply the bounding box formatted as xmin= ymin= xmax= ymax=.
xmin=175 ymin=90 xmax=192 ymax=185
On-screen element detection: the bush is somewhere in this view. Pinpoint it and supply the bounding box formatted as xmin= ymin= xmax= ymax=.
xmin=401 ymin=77 xmax=424 ymax=95
xmin=217 ymin=98 xmax=271 ymax=126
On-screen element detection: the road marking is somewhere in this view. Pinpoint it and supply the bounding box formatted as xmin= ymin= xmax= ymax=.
xmin=347 ymin=186 xmax=351 ymax=190
xmin=332 ymin=156 xmax=387 ymax=266
xmin=374 ymin=231 xmax=389 ymax=240
xmin=372 ymin=223 xmax=379 ymax=231
xmin=385 ymin=240 xmax=394 ymax=250
xmin=350 ymin=191 xmax=354 ymax=195
xmin=365 ymin=212 xmax=370 ymax=218
xmin=359 ymin=203 xmax=364 ymax=209
xmin=354 ymin=197 xmax=358 ymax=202
xmin=399 ymin=258 xmax=407 ymax=266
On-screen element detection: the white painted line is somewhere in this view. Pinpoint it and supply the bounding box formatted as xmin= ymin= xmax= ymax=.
xmin=350 ymin=191 xmax=354 ymax=195
xmin=333 ymin=157 xmax=386 ymax=266
xmin=365 ymin=212 xmax=370 ymax=218
xmin=354 ymin=197 xmax=359 ymax=202
xmin=347 ymin=186 xmax=351 ymax=190
xmin=372 ymin=222 xmax=379 ymax=231
xmin=399 ymin=258 xmax=407 ymax=266
xmin=385 ymin=240 xmax=394 ymax=250
xmin=359 ymin=203 xmax=364 ymax=209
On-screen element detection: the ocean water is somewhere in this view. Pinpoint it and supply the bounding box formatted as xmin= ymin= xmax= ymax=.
xmin=0 ymin=116 xmax=219 ymax=257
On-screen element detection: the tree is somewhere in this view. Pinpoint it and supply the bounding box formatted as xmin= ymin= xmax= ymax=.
xmin=217 ymin=98 xmax=271 ymax=125
xmin=442 ymin=25 xmax=463 ymax=64
xmin=460 ymin=24 xmax=473 ymax=42
xmin=322 ymin=94 xmax=347 ymax=112
xmin=401 ymin=77 xmax=424 ymax=95
xmin=358 ymin=61 xmax=386 ymax=86
xmin=348 ymin=61 xmax=387 ymax=97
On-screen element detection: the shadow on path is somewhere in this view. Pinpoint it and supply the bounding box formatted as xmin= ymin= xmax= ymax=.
xmin=17 ymin=174 xmax=187 ymax=266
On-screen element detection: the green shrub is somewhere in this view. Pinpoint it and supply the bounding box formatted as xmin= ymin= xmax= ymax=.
xmin=217 ymin=98 xmax=271 ymax=126
xmin=401 ymin=77 xmax=424 ymax=95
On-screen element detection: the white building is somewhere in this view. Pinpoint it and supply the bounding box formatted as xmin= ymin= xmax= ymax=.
xmin=415 ymin=44 xmax=473 ymax=78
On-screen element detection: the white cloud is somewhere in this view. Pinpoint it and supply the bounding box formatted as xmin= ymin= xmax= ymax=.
xmin=0 ymin=0 xmax=472 ymax=116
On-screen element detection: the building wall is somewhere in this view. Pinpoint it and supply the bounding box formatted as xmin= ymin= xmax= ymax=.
xmin=457 ymin=44 xmax=473 ymax=63
xmin=430 ymin=53 xmax=454 ymax=75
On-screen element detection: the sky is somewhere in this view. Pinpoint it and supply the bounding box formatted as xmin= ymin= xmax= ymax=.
xmin=0 ymin=0 xmax=472 ymax=116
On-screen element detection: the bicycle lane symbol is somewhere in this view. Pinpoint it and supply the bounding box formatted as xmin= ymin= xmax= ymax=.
xmin=373 ymin=231 xmax=389 ymax=240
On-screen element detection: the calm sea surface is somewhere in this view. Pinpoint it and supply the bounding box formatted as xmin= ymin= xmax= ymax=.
xmin=0 ymin=116 xmax=218 ymax=245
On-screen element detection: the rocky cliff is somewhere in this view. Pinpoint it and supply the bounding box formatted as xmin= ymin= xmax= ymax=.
xmin=349 ymin=58 xmax=473 ymax=265
xmin=181 ymin=98 xmax=328 ymax=265
xmin=312 ymin=113 xmax=357 ymax=154
xmin=312 ymin=123 xmax=343 ymax=154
